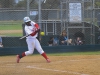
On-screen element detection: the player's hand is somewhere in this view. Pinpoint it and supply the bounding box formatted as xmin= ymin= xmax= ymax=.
xmin=34 ymin=27 xmax=40 ymax=32
xmin=36 ymin=28 xmax=40 ymax=32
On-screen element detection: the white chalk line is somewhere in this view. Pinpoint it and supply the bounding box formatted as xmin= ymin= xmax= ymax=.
xmin=0 ymin=62 xmax=89 ymax=75
xmin=0 ymin=58 xmax=100 ymax=75
xmin=25 ymin=58 xmax=100 ymax=75
xmin=0 ymin=64 xmax=89 ymax=75
xmin=26 ymin=66 xmax=89 ymax=75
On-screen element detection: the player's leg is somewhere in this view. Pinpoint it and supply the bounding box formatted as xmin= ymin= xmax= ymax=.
xmin=17 ymin=39 xmax=34 ymax=63
xmin=35 ymin=39 xmax=51 ymax=63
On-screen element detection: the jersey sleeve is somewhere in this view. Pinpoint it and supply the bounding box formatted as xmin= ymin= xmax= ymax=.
xmin=25 ymin=22 xmax=40 ymax=36
xmin=25 ymin=26 xmax=32 ymax=35
xmin=34 ymin=23 xmax=40 ymax=29
xmin=30 ymin=24 xmax=40 ymax=36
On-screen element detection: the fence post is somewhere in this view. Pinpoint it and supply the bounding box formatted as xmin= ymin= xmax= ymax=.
xmin=38 ymin=0 xmax=42 ymax=29
xmin=27 ymin=0 xmax=30 ymax=17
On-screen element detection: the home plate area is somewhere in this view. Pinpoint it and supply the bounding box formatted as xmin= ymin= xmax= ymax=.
xmin=0 ymin=55 xmax=100 ymax=75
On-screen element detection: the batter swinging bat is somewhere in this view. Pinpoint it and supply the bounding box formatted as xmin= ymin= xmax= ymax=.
xmin=19 ymin=35 xmax=29 ymax=40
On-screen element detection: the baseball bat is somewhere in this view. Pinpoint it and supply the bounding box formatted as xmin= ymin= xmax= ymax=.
xmin=19 ymin=35 xmax=29 ymax=40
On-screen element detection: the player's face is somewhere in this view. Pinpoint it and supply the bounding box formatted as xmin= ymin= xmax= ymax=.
xmin=25 ymin=21 xmax=31 ymax=26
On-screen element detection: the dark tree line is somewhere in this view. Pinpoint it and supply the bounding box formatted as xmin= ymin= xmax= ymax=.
xmin=0 ymin=0 xmax=13 ymax=8
xmin=0 ymin=0 xmax=60 ymax=9
xmin=0 ymin=0 xmax=100 ymax=8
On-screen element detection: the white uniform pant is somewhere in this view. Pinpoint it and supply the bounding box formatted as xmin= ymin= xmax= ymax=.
xmin=25 ymin=38 xmax=44 ymax=56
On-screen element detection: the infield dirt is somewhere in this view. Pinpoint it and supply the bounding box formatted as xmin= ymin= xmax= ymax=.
xmin=0 ymin=55 xmax=100 ymax=75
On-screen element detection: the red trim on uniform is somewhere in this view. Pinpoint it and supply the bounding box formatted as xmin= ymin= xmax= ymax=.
xmin=22 ymin=52 xmax=26 ymax=57
xmin=41 ymin=52 xmax=48 ymax=60
xmin=35 ymin=23 xmax=39 ymax=29
xmin=30 ymin=31 xmax=37 ymax=36
xmin=30 ymin=23 xmax=40 ymax=36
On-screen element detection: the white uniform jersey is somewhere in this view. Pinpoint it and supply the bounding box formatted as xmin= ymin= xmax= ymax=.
xmin=25 ymin=21 xmax=38 ymax=39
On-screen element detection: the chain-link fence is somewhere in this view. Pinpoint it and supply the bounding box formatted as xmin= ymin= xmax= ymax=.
xmin=0 ymin=0 xmax=100 ymax=47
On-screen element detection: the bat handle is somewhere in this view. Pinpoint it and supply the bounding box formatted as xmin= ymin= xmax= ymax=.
xmin=26 ymin=35 xmax=30 ymax=37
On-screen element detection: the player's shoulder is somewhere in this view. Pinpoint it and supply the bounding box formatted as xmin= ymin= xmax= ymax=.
xmin=31 ymin=21 xmax=36 ymax=25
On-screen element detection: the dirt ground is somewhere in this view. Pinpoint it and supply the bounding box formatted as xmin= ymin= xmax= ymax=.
xmin=0 ymin=30 xmax=22 ymax=33
xmin=0 ymin=55 xmax=100 ymax=75
xmin=0 ymin=30 xmax=22 ymax=35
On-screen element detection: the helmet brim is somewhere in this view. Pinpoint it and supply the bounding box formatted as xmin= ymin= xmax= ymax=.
xmin=25 ymin=20 xmax=31 ymax=23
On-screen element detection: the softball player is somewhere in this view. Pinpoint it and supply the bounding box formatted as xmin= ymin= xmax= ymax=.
xmin=16 ymin=17 xmax=50 ymax=63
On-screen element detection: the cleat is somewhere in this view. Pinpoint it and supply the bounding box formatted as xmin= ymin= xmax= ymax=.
xmin=16 ymin=55 xmax=20 ymax=63
xmin=46 ymin=59 xmax=51 ymax=63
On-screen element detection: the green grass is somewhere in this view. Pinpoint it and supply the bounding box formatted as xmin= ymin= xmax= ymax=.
xmin=0 ymin=20 xmax=22 ymax=25
xmin=0 ymin=21 xmax=22 ymax=30
xmin=0 ymin=21 xmax=23 ymax=36
xmin=0 ymin=25 xmax=23 ymax=36
xmin=0 ymin=20 xmax=99 ymax=36
xmin=47 ymin=51 xmax=100 ymax=56
xmin=3 ymin=33 xmax=23 ymax=37
xmin=0 ymin=25 xmax=22 ymax=30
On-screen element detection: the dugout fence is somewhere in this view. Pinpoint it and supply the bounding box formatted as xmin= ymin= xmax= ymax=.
xmin=0 ymin=0 xmax=100 ymax=47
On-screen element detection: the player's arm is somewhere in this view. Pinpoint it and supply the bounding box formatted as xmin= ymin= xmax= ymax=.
xmin=30 ymin=23 xmax=40 ymax=36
